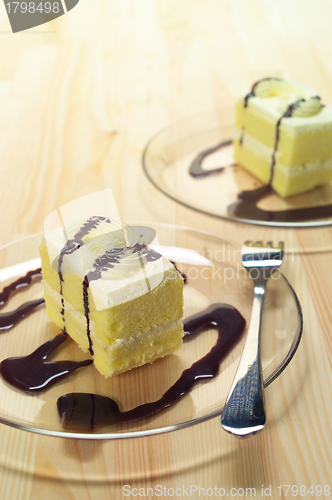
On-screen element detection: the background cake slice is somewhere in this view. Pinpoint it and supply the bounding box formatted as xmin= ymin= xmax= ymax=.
xmin=233 ymin=78 xmax=332 ymax=197
xmin=40 ymin=217 xmax=184 ymax=377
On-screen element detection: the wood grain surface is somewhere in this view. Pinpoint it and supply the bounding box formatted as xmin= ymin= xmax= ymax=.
xmin=0 ymin=1 xmax=332 ymax=499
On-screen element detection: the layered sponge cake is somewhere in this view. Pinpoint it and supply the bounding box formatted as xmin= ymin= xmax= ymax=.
xmin=40 ymin=217 xmax=184 ymax=377
xmin=233 ymin=78 xmax=332 ymax=197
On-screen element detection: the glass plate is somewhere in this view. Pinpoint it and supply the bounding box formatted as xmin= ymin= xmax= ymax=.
xmin=142 ymin=109 xmax=332 ymax=227
xmin=0 ymin=223 xmax=302 ymax=439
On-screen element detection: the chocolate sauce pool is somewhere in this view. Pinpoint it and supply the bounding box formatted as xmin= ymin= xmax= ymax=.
xmin=57 ymin=304 xmax=245 ymax=431
xmin=0 ymin=270 xmax=92 ymax=391
xmin=0 ymin=266 xmax=245 ymax=431
xmin=0 ymin=334 xmax=92 ymax=392
xmin=189 ymin=79 xmax=332 ymax=223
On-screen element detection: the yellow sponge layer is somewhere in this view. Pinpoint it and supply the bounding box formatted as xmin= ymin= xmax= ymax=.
xmin=43 ymin=284 xmax=183 ymax=377
xmin=234 ymin=139 xmax=332 ymax=197
xmin=92 ymin=322 xmax=183 ymax=377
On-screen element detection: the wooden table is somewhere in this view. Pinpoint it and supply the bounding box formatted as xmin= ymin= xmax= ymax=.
xmin=0 ymin=1 xmax=332 ymax=498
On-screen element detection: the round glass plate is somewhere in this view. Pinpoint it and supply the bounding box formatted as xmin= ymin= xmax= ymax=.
xmin=0 ymin=223 xmax=302 ymax=439
xmin=142 ymin=109 xmax=332 ymax=227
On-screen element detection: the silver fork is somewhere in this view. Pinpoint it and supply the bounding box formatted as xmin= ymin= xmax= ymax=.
xmin=220 ymin=240 xmax=284 ymax=438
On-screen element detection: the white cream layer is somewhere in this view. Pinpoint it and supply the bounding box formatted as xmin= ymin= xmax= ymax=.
xmin=44 ymin=281 xmax=181 ymax=346
xmin=234 ymin=126 xmax=332 ymax=175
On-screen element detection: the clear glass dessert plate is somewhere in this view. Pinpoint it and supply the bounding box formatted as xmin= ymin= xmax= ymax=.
xmin=0 ymin=223 xmax=302 ymax=439
xmin=142 ymin=109 xmax=332 ymax=228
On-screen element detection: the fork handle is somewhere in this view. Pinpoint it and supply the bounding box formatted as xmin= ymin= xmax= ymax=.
xmin=221 ymin=278 xmax=267 ymax=437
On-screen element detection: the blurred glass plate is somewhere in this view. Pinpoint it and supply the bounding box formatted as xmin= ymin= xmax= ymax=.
xmin=142 ymin=109 xmax=332 ymax=227
xmin=0 ymin=223 xmax=302 ymax=439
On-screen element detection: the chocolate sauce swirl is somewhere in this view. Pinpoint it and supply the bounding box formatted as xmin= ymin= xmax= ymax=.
xmin=0 ymin=268 xmax=42 ymax=307
xmin=189 ymin=140 xmax=232 ymax=177
xmin=57 ymin=304 xmax=245 ymax=431
xmin=0 ymin=269 xmax=245 ymax=430
xmin=0 ymin=334 xmax=92 ymax=392
xmin=0 ymin=269 xmax=44 ymax=331
xmin=0 ymin=255 xmax=245 ymax=431
xmin=0 ymin=298 xmax=45 ymax=332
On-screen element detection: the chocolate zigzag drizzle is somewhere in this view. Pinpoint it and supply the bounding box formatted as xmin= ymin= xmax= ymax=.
xmin=189 ymin=78 xmax=332 ymax=223
xmin=57 ymin=216 xmax=111 ymax=341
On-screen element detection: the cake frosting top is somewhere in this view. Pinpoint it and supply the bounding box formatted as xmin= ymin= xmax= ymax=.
xmin=251 ymin=78 xmax=322 ymax=117
xmin=242 ymin=77 xmax=332 ymax=131
xmin=44 ymin=217 xmax=175 ymax=310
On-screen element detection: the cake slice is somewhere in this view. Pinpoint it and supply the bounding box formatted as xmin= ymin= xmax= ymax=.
xmin=40 ymin=217 xmax=184 ymax=377
xmin=233 ymin=78 xmax=332 ymax=197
